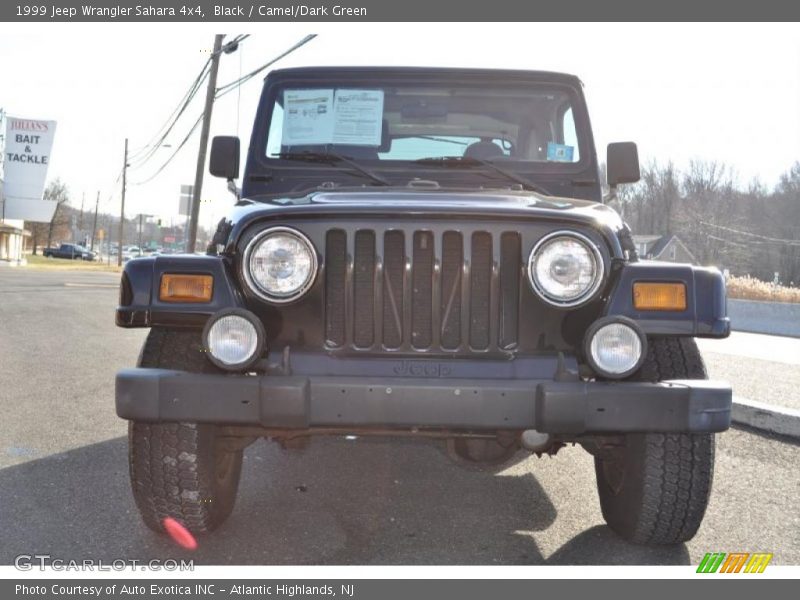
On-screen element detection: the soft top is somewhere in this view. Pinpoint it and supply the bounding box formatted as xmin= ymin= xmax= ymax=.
xmin=265 ymin=66 xmax=583 ymax=87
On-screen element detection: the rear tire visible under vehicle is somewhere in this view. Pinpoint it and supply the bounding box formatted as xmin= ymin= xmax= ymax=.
xmin=593 ymin=337 xmax=715 ymax=545
xmin=128 ymin=328 xmax=243 ymax=534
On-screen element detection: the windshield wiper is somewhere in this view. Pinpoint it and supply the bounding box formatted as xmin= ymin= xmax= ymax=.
xmin=414 ymin=156 xmax=551 ymax=196
xmin=277 ymin=150 xmax=391 ymax=186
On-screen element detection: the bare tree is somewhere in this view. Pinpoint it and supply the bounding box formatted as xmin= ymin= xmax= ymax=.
xmin=27 ymin=179 xmax=70 ymax=254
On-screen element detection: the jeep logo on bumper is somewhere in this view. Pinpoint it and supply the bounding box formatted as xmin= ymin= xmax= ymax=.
xmin=393 ymin=361 xmax=452 ymax=377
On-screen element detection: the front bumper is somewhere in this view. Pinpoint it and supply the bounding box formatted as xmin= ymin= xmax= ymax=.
xmin=116 ymin=369 xmax=732 ymax=434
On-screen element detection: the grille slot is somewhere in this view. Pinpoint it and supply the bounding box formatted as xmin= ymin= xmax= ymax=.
xmin=500 ymin=232 xmax=521 ymax=348
xmin=353 ymin=230 xmax=376 ymax=347
xmin=382 ymin=230 xmax=405 ymax=349
xmin=440 ymin=231 xmax=463 ymax=349
xmin=326 ymin=228 xmax=519 ymax=353
xmin=412 ymin=231 xmax=434 ymax=349
xmin=325 ymin=229 xmax=347 ymax=346
xmin=469 ymin=232 xmax=493 ymax=350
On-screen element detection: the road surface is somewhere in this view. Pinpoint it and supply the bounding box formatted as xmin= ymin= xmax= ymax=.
xmin=0 ymin=268 xmax=797 ymax=565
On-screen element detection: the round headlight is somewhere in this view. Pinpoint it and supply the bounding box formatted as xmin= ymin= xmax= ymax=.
xmin=203 ymin=309 xmax=266 ymax=371
xmin=528 ymin=231 xmax=604 ymax=307
xmin=243 ymin=227 xmax=318 ymax=303
xmin=584 ymin=318 xmax=646 ymax=379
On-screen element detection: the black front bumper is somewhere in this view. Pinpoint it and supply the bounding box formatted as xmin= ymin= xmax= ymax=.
xmin=116 ymin=369 xmax=732 ymax=434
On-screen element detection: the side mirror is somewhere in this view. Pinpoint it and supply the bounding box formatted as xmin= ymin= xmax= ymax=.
xmin=607 ymin=142 xmax=640 ymax=187
xmin=209 ymin=136 xmax=240 ymax=180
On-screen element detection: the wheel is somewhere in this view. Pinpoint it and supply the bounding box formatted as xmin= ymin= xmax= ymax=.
xmin=593 ymin=337 xmax=715 ymax=545
xmin=128 ymin=328 xmax=243 ymax=534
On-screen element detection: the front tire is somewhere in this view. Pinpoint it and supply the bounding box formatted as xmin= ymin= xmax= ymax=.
xmin=128 ymin=328 xmax=243 ymax=534
xmin=594 ymin=338 xmax=715 ymax=545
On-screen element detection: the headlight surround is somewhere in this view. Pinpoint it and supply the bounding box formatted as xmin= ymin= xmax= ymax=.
xmin=242 ymin=226 xmax=318 ymax=303
xmin=584 ymin=317 xmax=647 ymax=379
xmin=528 ymin=230 xmax=604 ymax=307
xmin=202 ymin=308 xmax=266 ymax=371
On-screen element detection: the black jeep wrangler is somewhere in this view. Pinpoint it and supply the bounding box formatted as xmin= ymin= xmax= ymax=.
xmin=116 ymin=67 xmax=731 ymax=546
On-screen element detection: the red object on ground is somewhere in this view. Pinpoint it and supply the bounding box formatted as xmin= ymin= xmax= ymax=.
xmin=162 ymin=517 xmax=198 ymax=550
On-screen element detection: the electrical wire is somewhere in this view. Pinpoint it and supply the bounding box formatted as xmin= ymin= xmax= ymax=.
xmin=129 ymin=34 xmax=313 ymax=186
xmin=127 ymin=60 xmax=211 ymax=167
xmin=700 ymin=221 xmax=800 ymax=246
xmin=129 ymin=113 xmax=203 ymax=186
xmin=215 ymin=34 xmax=317 ymax=99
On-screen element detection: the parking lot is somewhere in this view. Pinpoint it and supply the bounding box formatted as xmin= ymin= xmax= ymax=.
xmin=1 ymin=268 xmax=798 ymax=565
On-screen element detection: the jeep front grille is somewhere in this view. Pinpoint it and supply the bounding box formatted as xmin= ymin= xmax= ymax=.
xmin=324 ymin=228 xmax=521 ymax=353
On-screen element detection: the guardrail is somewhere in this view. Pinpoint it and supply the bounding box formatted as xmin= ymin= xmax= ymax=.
xmin=729 ymin=299 xmax=800 ymax=337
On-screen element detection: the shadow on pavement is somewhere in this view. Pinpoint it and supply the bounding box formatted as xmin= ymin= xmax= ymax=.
xmin=546 ymin=525 xmax=690 ymax=565
xmin=0 ymin=435 xmax=686 ymax=565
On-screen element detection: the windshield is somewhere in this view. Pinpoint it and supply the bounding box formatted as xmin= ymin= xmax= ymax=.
xmin=264 ymin=83 xmax=584 ymax=165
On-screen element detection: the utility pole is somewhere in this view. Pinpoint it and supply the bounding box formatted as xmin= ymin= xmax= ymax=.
xmin=90 ymin=191 xmax=99 ymax=252
xmin=79 ymin=192 xmax=85 ymax=230
xmin=117 ymin=137 xmax=128 ymax=266
xmin=187 ymin=33 xmax=224 ymax=254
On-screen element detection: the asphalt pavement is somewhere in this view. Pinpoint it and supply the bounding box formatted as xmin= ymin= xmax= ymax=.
xmin=1 ymin=268 xmax=798 ymax=565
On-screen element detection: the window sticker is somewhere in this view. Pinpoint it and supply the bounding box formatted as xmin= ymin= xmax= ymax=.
xmin=281 ymin=89 xmax=335 ymax=146
xmin=332 ymin=89 xmax=385 ymax=146
xmin=280 ymin=88 xmax=385 ymax=148
xmin=546 ymin=142 xmax=574 ymax=162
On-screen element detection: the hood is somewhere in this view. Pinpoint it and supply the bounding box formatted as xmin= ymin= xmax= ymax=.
xmin=218 ymin=188 xmax=627 ymax=255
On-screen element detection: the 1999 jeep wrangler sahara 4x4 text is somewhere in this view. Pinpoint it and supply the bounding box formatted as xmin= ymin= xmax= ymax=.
xmin=116 ymin=67 xmax=731 ymax=546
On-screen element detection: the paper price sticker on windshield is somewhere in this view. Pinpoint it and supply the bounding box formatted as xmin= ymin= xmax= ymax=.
xmin=281 ymin=88 xmax=385 ymax=148
xmin=332 ymin=89 xmax=384 ymax=146
xmin=282 ymin=89 xmax=335 ymax=145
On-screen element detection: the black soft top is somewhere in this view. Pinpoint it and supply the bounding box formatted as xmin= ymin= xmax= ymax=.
xmin=265 ymin=66 xmax=584 ymax=87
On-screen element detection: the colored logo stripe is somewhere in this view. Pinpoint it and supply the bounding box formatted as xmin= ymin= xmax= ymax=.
xmin=720 ymin=553 xmax=749 ymax=573
xmin=744 ymin=553 xmax=773 ymax=573
xmin=697 ymin=552 xmax=773 ymax=573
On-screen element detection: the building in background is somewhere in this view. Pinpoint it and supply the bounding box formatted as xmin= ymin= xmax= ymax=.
xmin=0 ymin=182 xmax=31 ymax=265
xmin=633 ymin=234 xmax=696 ymax=263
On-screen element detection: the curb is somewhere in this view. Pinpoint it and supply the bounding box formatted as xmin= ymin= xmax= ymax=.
xmin=732 ymin=396 xmax=800 ymax=439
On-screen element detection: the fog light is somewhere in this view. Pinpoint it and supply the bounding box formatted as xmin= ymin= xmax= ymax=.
xmin=584 ymin=317 xmax=647 ymax=379
xmin=202 ymin=309 xmax=266 ymax=371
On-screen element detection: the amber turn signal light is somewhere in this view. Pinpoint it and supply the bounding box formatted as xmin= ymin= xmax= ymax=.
xmin=633 ymin=282 xmax=687 ymax=311
xmin=159 ymin=274 xmax=213 ymax=303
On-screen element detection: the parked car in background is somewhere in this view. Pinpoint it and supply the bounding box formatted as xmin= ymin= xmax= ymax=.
xmin=122 ymin=246 xmax=144 ymax=262
xmin=43 ymin=243 xmax=96 ymax=261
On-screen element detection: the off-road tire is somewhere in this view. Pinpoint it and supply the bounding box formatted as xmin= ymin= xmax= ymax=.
xmin=594 ymin=337 xmax=716 ymax=545
xmin=128 ymin=328 xmax=243 ymax=534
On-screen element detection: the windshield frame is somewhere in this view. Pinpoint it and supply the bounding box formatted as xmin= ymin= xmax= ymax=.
xmin=257 ymin=74 xmax=594 ymax=168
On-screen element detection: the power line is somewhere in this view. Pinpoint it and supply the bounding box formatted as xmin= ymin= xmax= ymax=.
xmin=129 ymin=112 xmax=204 ymax=186
xmin=124 ymin=35 xmax=251 ymax=168
xmin=128 ymin=34 xmax=315 ymax=187
xmin=215 ymin=34 xmax=316 ymax=99
xmin=125 ymin=34 xmax=251 ymax=178
xmin=700 ymin=221 xmax=800 ymax=246
xmin=127 ymin=59 xmax=211 ymax=168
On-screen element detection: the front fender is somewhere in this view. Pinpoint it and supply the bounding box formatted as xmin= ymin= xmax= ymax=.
xmin=116 ymin=255 xmax=244 ymax=328
xmin=604 ymin=260 xmax=730 ymax=338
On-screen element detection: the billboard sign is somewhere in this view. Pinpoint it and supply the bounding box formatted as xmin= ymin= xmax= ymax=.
xmin=2 ymin=116 xmax=58 ymax=222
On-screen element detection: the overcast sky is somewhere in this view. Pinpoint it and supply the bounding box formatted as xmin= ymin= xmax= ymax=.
xmin=1 ymin=22 xmax=799 ymax=229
